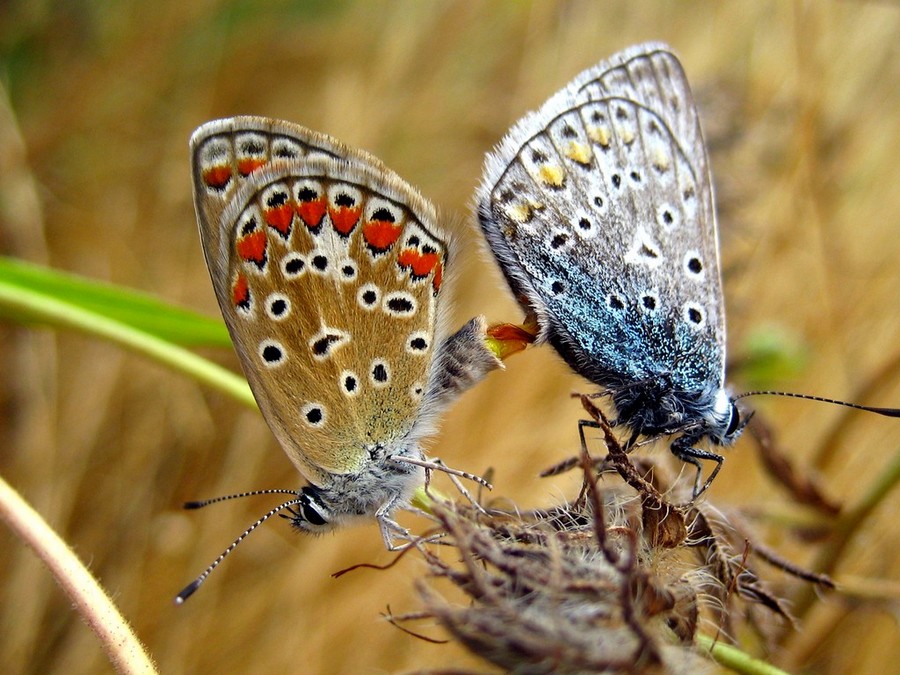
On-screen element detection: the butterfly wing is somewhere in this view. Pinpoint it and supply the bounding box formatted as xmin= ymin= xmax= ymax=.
xmin=191 ymin=118 xmax=448 ymax=485
xmin=477 ymin=43 xmax=725 ymax=394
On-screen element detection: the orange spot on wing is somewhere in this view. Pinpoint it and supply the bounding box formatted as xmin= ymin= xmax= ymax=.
xmin=397 ymin=248 xmax=442 ymax=278
xmin=264 ymin=205 xmax=293 ymax=236
xmin=202 ymin=165 xmax=232 ymax=189
xmin=363 ymin=220 xmax=402 ymax=252
xmin=237 ymin=158 xmax=266 ymax=176
xmin=296 ymin=198 xmax=326 ymax=230
xmin=329 ymin=206 xmax=362 ymax=236
xmin=232 ymin=274 xmax=250 ymax=308
xmin=236 ymin=230 xmax=267 ymax=266
xmin=432 ymin=260 xmax=443 ymax=292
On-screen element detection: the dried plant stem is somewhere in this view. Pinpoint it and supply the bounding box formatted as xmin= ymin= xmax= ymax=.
xmin=813 ymin=341 xmax=900 ymax=471
xmin=776 ymin=449 xmax=900 ymax=667
xmin=0 ymin=475 xmax=157 ymax=674
xmin=792 ymin=447 xmax=900 ymax=621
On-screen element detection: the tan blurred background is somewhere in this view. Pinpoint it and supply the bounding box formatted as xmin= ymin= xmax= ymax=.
xmin=1 ymin=1 xmax=899 ymax=673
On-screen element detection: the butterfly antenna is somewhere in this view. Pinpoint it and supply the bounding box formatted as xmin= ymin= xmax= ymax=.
xmin=174 ymin=496 xmax=303 ymax=604
xmin=183 ymin=489 xmax=300 ymax=510
xmin=735 ymin=391 xmax=900 ymax=418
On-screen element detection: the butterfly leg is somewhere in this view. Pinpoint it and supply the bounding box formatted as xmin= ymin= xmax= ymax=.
xmin=670 ymin=435 xmax=724 ymax=498
xmin=375 ymin=501 xmax=414 ymax=551
xmin=376 ymin=500 xmax=450 ymax=552
xmin=427 ymin=457 xmax=491 ymax=515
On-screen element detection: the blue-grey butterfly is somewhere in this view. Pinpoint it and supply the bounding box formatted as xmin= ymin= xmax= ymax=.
xmin=476 ymin=43 xmax=739 ymax=493
xmin=476 ymin=42 xmax=900 ymax=494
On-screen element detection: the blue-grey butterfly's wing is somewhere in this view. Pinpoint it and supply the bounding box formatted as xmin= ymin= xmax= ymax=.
xmin=477 ymin=43 xmax=724 ymax=396
xmin=191 ymin=118 xmax=456 ymax=485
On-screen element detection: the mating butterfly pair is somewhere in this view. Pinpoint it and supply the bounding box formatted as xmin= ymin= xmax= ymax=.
xmin=177 ymin=43 xmax=775 ymax=601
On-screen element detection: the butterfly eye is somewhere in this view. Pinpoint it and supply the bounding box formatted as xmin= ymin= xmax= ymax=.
xmin=725 ymin=402 xmax=741 ymax=438
xmin=297 ymin=488 xmax=329 ymax=526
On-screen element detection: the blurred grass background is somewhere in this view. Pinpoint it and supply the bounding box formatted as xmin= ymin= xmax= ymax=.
xmin=1 ymin=1 xmax=899 ymax=673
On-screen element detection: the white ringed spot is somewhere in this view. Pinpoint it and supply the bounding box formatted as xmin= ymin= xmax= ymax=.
xmin=657 ymin=203 xmax=679 ymax=230
xmin=281 ymin=253 xmax=307 ymax=278
xmin=683 ymin=303 xmax=706 ymax=329
xmin=410 ymin=382 xmax=425 ymax=401
xmin=575 ymin=213 xmax=596 ymax=239
xmin=370 ymin=359 xmax=391 ymax=388
xmin=406 ymin=331 xmax=430 ymax=355
xmin=625 ymin=228 xmax=664 ymax=269
xmin=357 ymin=283 xmax=380 ymax=311
xmin=383 ymin=291 xmax=417 ymax=318
xmin=258 ymin=339 xmax=286 ymax=367
xmin=339 ymin=370 xmax=360 ymax=398
xmin=309 ymin=326 xmax=350 ymax=361
xmin=265 ymin=293 xmax=291 ymax=321
xmin=308 ymin=250 xmax=330 ymax=275
xmin=683 ymin=251 xmax=705 ymax=280
xmin=337 ymin=258 xmax=358 ymax=282
xmin=300 ymin=402 xmax=326 ymax=429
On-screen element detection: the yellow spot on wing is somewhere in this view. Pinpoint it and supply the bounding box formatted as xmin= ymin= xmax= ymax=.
xmin=538 ymin=164 xmax=565 ymax=187
xmin=504 ymin=198 xmax=545 ymax=225
xmin=589 ymin=125 xmax=611 ymax=147
xmin=565 ymin=141 xmax=592 ymax=165
xmin=652 ymin=147 xmax=670 ymax=171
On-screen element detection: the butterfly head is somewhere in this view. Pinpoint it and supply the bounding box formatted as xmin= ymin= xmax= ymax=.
xmin=282 ymin=485 xmax=334 ymax=533
xmin=283 ymin=439 xmax=428 ymax=535
xmin=707 ymin=388 xmax=743 ymax=446
xmin=608 ymin=378 xmax=742 ymax=447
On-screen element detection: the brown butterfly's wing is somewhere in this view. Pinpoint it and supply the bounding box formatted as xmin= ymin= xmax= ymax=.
xmin=191 ymin=118 xmax=448 ymax=485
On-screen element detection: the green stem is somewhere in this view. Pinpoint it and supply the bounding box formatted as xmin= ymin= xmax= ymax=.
xmin=0 ymin=279 xmax=255 ymax=408
xmin=696 ymin=633 xmax=790 ymax=675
